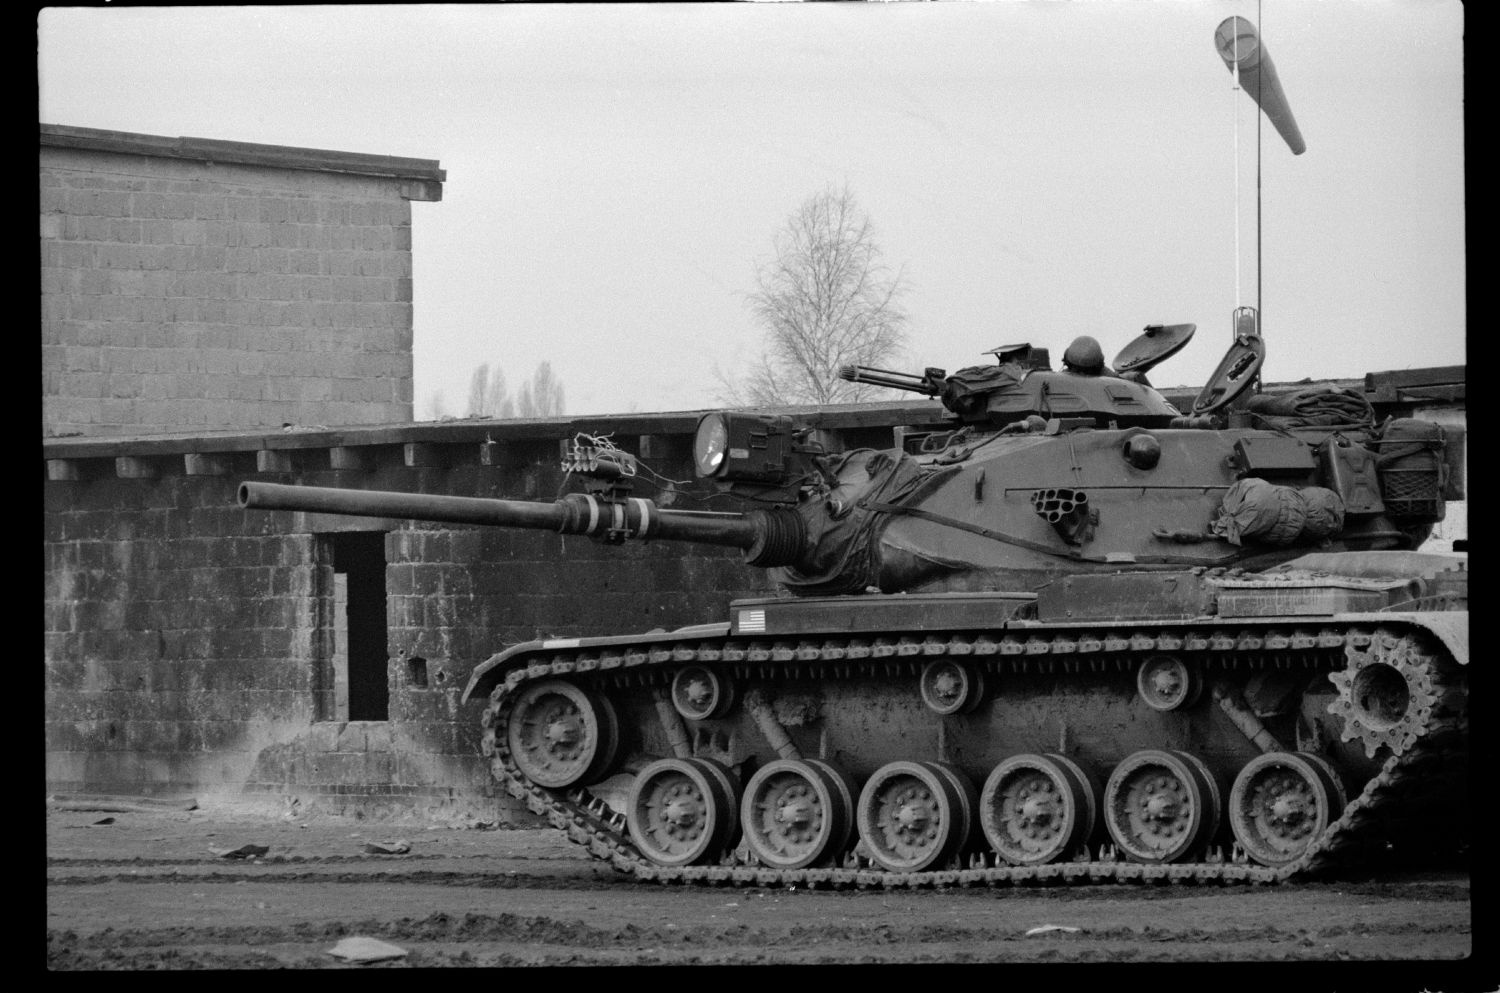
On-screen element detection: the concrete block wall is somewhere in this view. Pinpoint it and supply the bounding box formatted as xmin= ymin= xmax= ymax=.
xmin=44 ymin=472 xmax=319 ymax=799
xmin=43 ymin=424 xmax=780 ymax=824
xmin=40 ymin=126 xmax=442 ymax=437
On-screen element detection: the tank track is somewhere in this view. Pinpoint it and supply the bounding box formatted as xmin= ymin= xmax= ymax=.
xmin=479 ymin=623 xmax=1466 ymax=888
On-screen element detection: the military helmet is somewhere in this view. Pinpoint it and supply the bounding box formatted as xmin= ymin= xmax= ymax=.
xmin=1062 ymin=335 xmax=1105 ymax=374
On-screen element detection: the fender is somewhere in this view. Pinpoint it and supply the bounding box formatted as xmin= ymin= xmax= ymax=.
xmin=461 ymin=623 xmax=732 ymax=705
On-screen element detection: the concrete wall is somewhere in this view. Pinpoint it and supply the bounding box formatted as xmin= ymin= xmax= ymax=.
xmin=45 ymin=476 xmax=317 ymax=803
xmin=42 ymin=415 xmax=813 ymax=822
xmin=40 ymin=125 xmax=443 ymax=438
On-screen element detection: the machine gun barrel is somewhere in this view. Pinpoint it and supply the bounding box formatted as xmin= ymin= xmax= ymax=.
xmin=238 ymin=481 xmax=805 ymax=564
xmin=838 ymin=364 xmax=943 ymax=397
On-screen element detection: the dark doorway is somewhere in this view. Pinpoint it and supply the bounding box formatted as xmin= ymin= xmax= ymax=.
xmin=327 ymin=531 xmax=389 ymax=722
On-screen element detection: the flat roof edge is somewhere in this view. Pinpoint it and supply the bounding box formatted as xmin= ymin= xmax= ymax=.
xmin=41 ymin=369 xmax=1464 ymax=464
xmin=40 ymin=124 xmax=446 ymax=186
xmin=39 ymin=403 xmax=950 ymax=462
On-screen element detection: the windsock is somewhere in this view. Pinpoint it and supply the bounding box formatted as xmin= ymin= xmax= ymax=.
xmin=1215 ymin=16 xmax=1306 ymax=155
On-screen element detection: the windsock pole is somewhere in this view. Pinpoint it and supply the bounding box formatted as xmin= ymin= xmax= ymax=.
xmin=1232 ymin=49 xmax=1242 ymax=317
xmin=1256 ymin=3 xmax=1263 ymax=339
xmin=1215 ymin=10 xmax=1303 ymax=392
xmin=1254 ymin=7 xmax=1263 ymax=391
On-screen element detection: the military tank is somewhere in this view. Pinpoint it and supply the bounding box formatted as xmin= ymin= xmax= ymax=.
xmin=239 ymin=317 xmax=1467 ymax=888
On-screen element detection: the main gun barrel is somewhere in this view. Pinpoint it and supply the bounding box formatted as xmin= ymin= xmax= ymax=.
xmin=238 ymin=481 xmax=806 ymax=565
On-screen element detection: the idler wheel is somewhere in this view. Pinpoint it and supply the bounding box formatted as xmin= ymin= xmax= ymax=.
xmin=506 ymin=680 xmax=618 ymax=789
xmin=1103 ymin=749 xmax=1219 ymax=863
xmin=856 ymin=761 xmax=973 ymax=872
xmin=1228 ymin=752 xmax=1346 ymax=867
xmin=980 ymin=753 xmax=1098 ymax=865
xmin=740 ymin=759 xmax=856 ymax=869
xmin=670 ymin=665 xmax=735 ymax=721
xmin=627 ymin=757 xmax=739 ymax=867
xmin=1327 ymin=631 xmax=1440 ymax=758
xmin=1136 ymin=655 xmax=1201 ymax=711
xmin=920 ymin=660 xmax=986 ymax=715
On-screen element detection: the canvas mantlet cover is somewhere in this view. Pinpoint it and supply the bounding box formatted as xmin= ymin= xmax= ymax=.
xmin=775 ymin=448 xmax=932 ymax=595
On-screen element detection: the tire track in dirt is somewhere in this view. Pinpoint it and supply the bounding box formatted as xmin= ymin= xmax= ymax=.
xmin=47 ymin=905 xmax=1473 ymax=969
xmin=46 ymin=828 xmax=1475 ymax=969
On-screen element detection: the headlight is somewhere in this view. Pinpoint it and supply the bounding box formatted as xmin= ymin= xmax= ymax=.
xmin=694 ymin=413 xmax=730 ymax=477
xmin=692 ymin=412 xmax=796 ymax=483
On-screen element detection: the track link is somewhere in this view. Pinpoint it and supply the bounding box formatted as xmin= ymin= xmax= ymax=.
xmin=479 ymin=622 xmax=1466 ymax=889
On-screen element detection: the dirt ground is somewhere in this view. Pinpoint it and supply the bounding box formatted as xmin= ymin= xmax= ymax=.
xmin=44 ymin=799 xmax=1488 ymax=980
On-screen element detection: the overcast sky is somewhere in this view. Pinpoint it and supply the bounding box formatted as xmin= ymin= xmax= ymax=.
xmin=39 ymin=1 xmax=1465 ymax=418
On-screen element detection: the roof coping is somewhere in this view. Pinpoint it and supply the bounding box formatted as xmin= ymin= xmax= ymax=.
xmin=40 ymin=123 xmax=446 ymax=193
xmin=40 ymin=402 xmax=948 ymax=462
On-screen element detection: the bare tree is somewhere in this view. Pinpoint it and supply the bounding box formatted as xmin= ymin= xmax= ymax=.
xmin=466 ymin=363 xmax=514 ymax=418
xmin=466 ymin=364 xmax=489 ymax=416
xmin=516 ymin=360 xmax=566 ymax=417
xmin=447 ymin=360 xmax=565 ymax=419
xmin=423 ymin=390 xmax=451 ymax=421
xmin=485 ymin=366 xmax=514 ymax=418
xmin=721 ymin=184 xmax=909 ymax=406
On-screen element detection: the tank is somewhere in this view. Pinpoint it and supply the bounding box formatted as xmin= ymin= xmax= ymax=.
xmin=238 ymin=320 xmax=1468 ymax=889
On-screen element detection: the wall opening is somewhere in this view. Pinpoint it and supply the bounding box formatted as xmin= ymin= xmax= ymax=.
xmin=317 ymin=531 xmax=390 ymax=722
xmin=406 ymin=656 xmax=429 ymax=688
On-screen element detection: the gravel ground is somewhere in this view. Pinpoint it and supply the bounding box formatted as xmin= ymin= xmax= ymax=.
xmin=44 ymin=799 xmax=1488 ymax=980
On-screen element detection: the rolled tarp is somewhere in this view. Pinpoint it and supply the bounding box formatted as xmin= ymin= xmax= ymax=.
xmin=1212 ymin=477 xmax=1345 ymax=546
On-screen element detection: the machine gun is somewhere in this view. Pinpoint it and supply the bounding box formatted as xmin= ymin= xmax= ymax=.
xmin=837 ymin=364 xmax=948 ymax=397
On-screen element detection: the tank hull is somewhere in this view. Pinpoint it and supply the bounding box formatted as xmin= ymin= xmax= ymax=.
xmin=469 ymin=571 xmax=1467 ymax=887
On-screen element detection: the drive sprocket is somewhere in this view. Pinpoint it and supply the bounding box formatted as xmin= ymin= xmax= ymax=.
xmin=1326 ymin=629 xmax=1441 ymax=758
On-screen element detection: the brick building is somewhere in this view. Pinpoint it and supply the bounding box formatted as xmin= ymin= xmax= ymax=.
xmin=41 ymin=124 xmax=443 ymax=437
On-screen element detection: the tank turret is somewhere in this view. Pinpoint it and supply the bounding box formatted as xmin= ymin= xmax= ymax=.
xmin=841 ymin=325 xmax=1200 ymax=428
